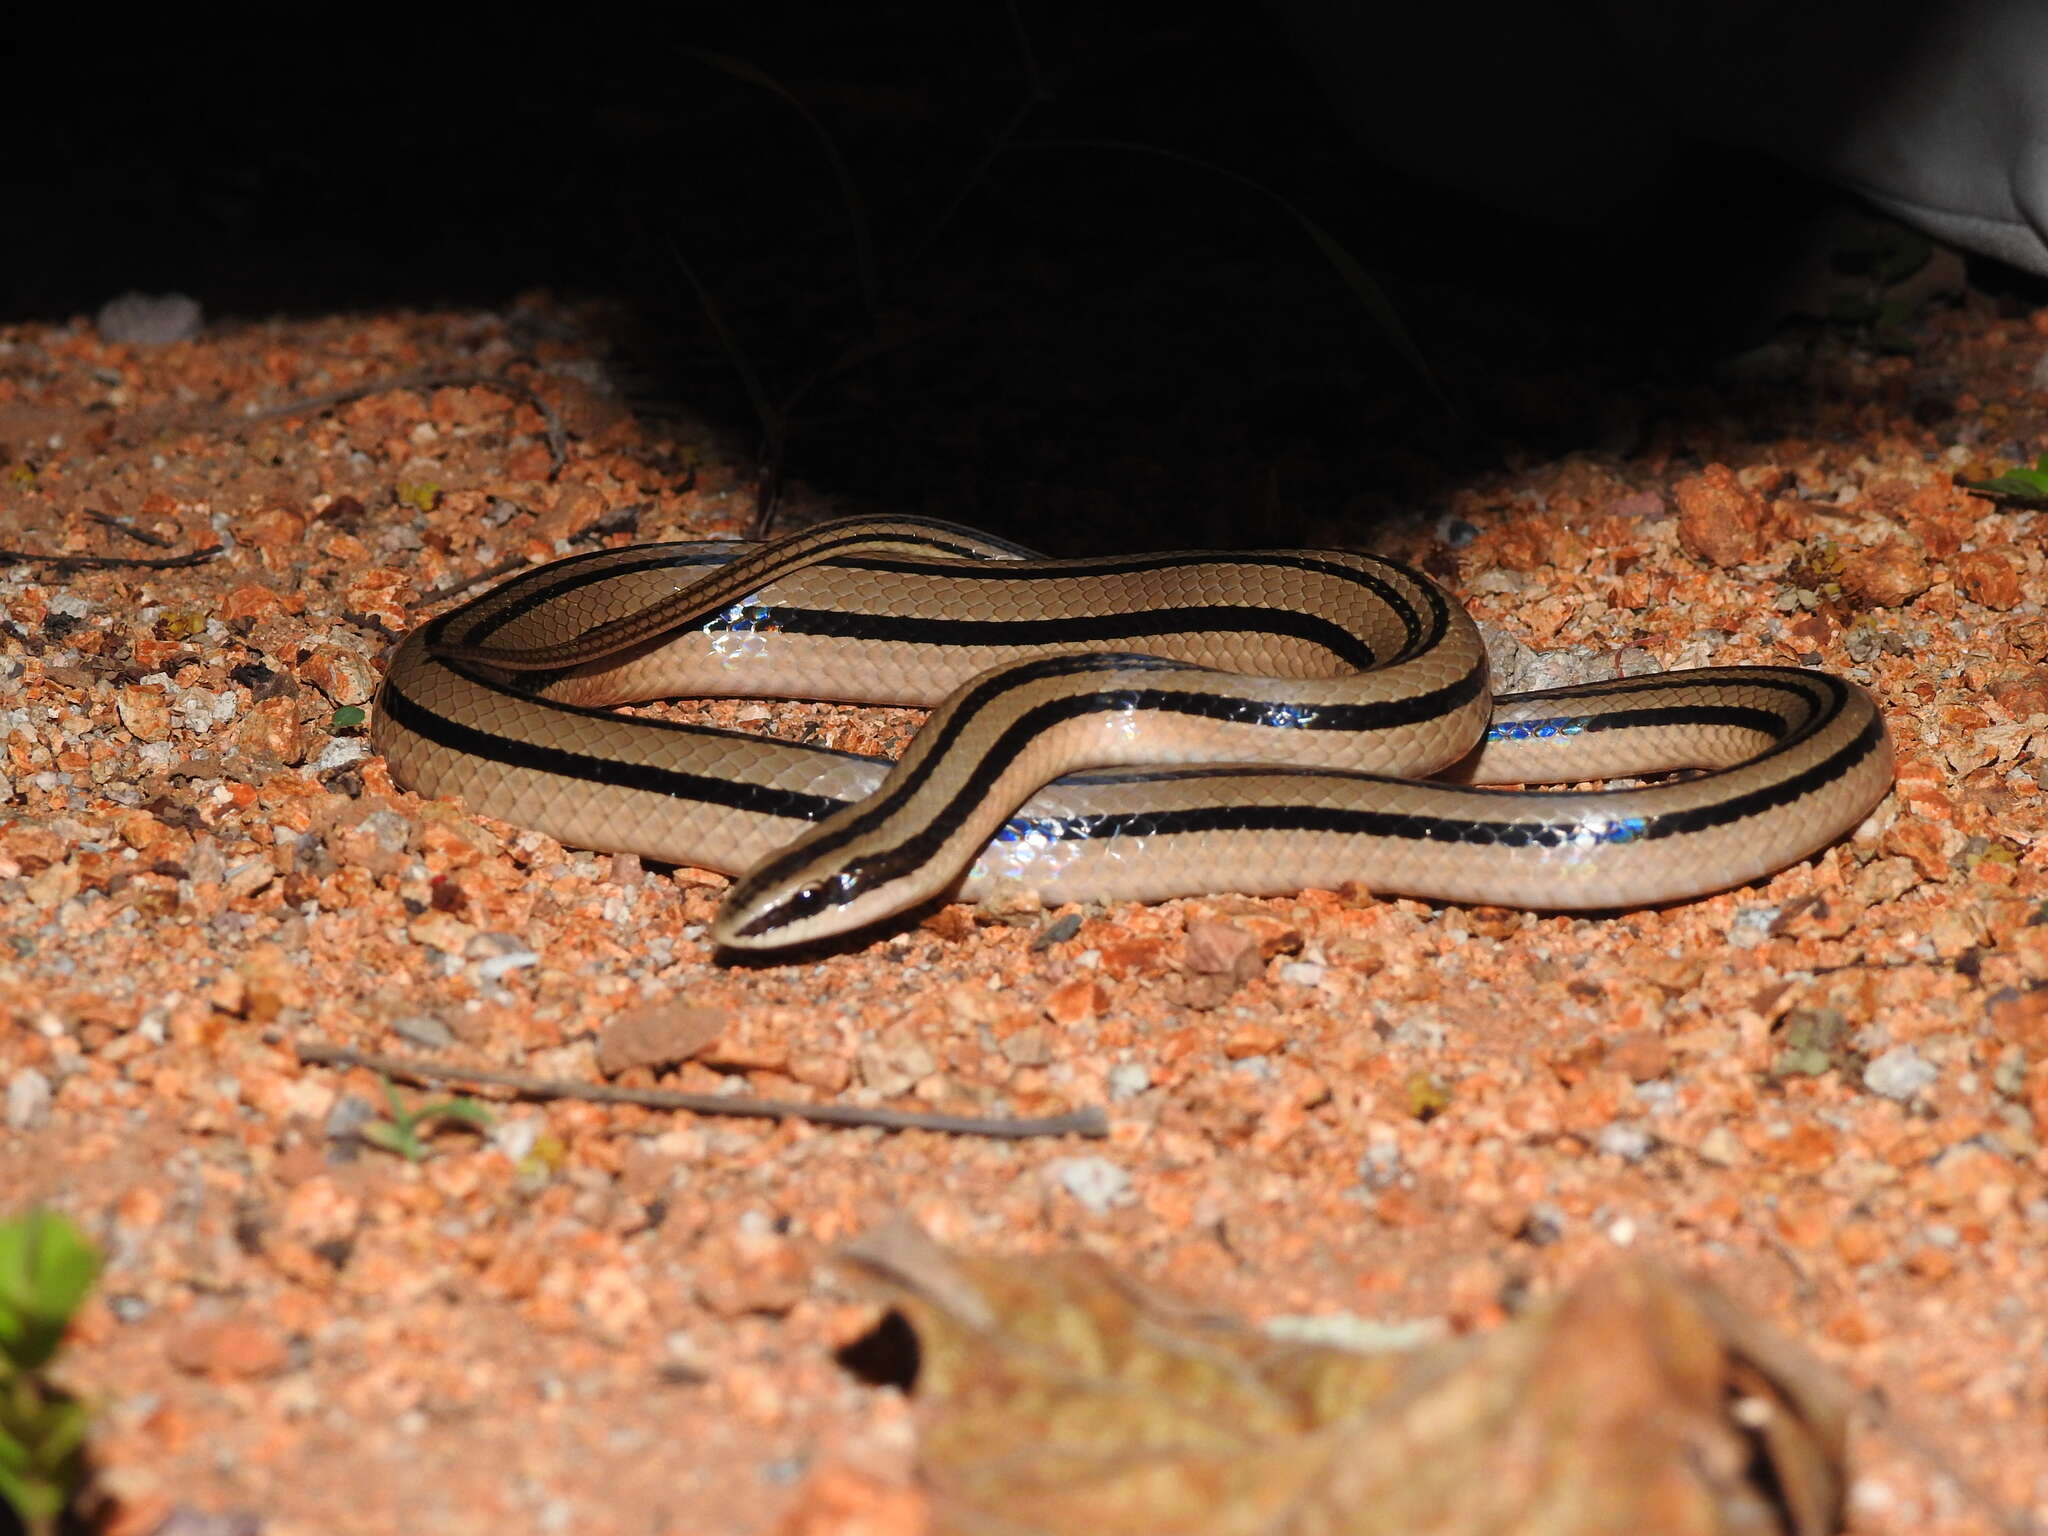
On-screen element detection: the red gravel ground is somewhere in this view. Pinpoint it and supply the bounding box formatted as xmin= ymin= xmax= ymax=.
xmin=1 ymin=285 xmax=2046 ymax=1534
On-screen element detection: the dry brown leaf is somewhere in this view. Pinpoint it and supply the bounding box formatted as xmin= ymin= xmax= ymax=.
xmin=838 ymin=1223 xmax=1848 ymax=1536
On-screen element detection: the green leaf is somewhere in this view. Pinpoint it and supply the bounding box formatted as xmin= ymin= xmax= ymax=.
xmin=33 ymin=1397 xmax=90 ymax=1466
xmin=359 ymin=1121 xmax=422 ymax=1161
xmin=1961 ymin=453 xmax=2048 ymax=504
xmin=0 ymin=1424 xmax=30 ymax=1476
xmin=0 ymin=1213 xmax=99 ymax=1373
xmin=329 ymin=705 xmax=365 ymax=731
xmin=0 ymin=1458 xmax=66 ymax=1523
xmin=418 ymin=1099 xmax=494 ymax=1132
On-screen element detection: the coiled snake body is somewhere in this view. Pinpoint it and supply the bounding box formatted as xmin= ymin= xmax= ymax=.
xmin=371 ymin=517 xmax=1893 ymax=949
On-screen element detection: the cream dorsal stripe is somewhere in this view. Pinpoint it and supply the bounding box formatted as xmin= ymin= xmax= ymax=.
xmin=368 ymin=516 xmax=1895 ymax=950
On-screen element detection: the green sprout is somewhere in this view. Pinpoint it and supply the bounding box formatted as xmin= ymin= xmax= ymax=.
xmin=1961 ymin=453 xmax=2048 ymax=506
xmin=358 ymin=1077 xmax=494 ymax=1163
xmin=0 ymin=1210 xmax=101 ymax=1536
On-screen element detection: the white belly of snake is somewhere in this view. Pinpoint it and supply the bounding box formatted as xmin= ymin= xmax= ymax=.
xmin=369 ymin=516 xmax=1895 ymax=949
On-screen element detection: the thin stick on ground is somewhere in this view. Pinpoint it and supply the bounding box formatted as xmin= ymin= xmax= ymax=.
xmin=292 ymin=1039 xmax=1109 ymax=1140
xmin=84 ymin=510 xmax=175 ymax=548
xmin=0 ymin=544 xmax=222 ymax=572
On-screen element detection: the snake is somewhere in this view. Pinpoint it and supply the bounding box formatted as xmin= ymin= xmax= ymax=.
xmin=370 ymin=516 xmax=1894 ymax=950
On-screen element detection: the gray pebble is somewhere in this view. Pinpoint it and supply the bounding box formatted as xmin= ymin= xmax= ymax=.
xmin=323 ymin=1092 xmax=379 ymax=1145
xmin=390 ymin=1015 xmax=455 ymax=1051
xmin=1725 ymin=906 xmax=1779 ymax=948
xmin=1519 ymin=1203 xmax=1566 ymax=1246
xmin=1596 ymin=1123 xmax=1654 ymax=1163
xmin=6 ymin=1068 xmax=51 ymax=1129
xmin=95 ymin=291 xmax=203 ymax=347
xmin=491 ymin=1117 xmax=543 ymax=1163
xmin=1105 ymin=1062 xmax=1151 ymax=1100
xmin=1358 ymin=1139 xmax=1403 ymax=1190
xmin=1863 ymin=1045 xmax=1938 ymax=1101
xmin=1434 ymin=514 xmax=1478 ymax=548
xmin=309 ymin=737 xmax=369 ymax=773
xmin=1044 ymin=1155 xmax=1134 ymax=1214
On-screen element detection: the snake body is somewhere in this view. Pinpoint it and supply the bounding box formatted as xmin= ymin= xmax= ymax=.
xmin=371 ymin=517 xmax=1894 ymax=949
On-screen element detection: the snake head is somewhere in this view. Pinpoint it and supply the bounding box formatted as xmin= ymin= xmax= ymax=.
xmin=712 ymin=866 xmax=869 ymax=950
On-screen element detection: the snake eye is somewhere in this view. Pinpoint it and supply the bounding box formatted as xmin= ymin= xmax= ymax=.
xmin=771 ymin=872 xmax=861 ymax=930
xmin=781 ymin=880 xmax=829 ymax=921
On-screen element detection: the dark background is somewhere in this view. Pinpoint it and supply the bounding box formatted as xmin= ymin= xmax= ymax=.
xmin=5 ymin=1 xmax=2033 ymax=547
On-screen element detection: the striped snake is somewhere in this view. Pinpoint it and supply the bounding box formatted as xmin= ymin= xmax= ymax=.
xmin=371 ymin=516 xmax=1894 ymax=950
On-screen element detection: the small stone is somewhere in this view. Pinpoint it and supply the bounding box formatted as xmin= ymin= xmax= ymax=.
xmin=1864 ymin=1045 xmax=1938 ymax=1101
xmin=1223 ymin=1022 xmax=1284 ymax=1060
xmin=1988 ymin=987 xmax=2048 ymax=1051
xmin=1673 ymin=463 xmax=1767 ymax=567
xmin=473 ymin=947 xmax=540 ymax=983
xmin=1839 ymin=538 xmax=1933 ymax=608
xmin=596 ymin=1003 xmax=726 ymax=1076
xmin=226 ymin=946 xmax=301 ymax=1028
xmin=1518 ymin=1204 xmax=1566 ymax=1246
xmin=280 ymin=1175 xmax=362 ymax=1246
xmin=96 ymin=291 xmax=203 ymax=347
xmin=1906 ymin=1244 xmax=1956 ymax=1281
xmin=1184 ymin=920 xmax=1262 ymax=981
xmin=389 ymin=1015 xmax=455 ymax=1051
xmin=298 ymin=646 xmax=379 ymax=707
xmin=1358 ymin=1139 xmax=1402 ymax=1190
xmin=1603 ymin=1032 xmax=1671 ymax=1083
xmin=1106 ymin=1062 xmax=1151 ymax=1100
xmin=1044 ymin=1156 xmax=1135 ymax=1215
xmin=1726 ymin=906 xmax=1778 ymax=948
xmin=116 ymin=685 xmax=173 ymax=743
xmin=1952 ymin=547 xmax=2024 ymax=610
xmin=166 ymin=1318 xmax=288 ymax=1379
xmin=238 ymin=506 xmax=306 ymax=551
xmin=228 ymin=695 xmax=302 ymax=767
xmin=407 ymin=910 xmax=476 ymax=955
xmin=307 ymin=738 xmax=367 ymax=773
xmin=786 ymin=1050 xmax=851 ymax=1093
xmin=1596 ymin=1123 xmax=1654 ymax=1163
xmin=998 ymin=1026 xmax=1052 ymax=1067
xmin=6 ymin=1068 xmax=51 ymax=1129
xmin=942 ymin=982 xmax=1005 ymax=1028
xmin=856 ymin=1037 xmax=935 ymax=1097
xmin=323 ymin=1093 xmax=378 ymax=1148
xmin=1695 ymin=1126 xmax=1743 ymax=1166
xmin=490 ymin=1117 xmax=542 ymax=1162
xmin=578 ymin=1262 xmax=653 ymax=1339
xmin=1041 ymin=977 xmax=1107 ymax=1028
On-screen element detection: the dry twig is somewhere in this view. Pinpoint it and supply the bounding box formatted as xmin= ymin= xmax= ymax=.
xmin=292 ymin=1039 xmax=1108 ymax=1140
xmin=0 ymin=544 xmax=222 ymax=572
xmin=84 ymin=509 xmax=175 ymax=548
